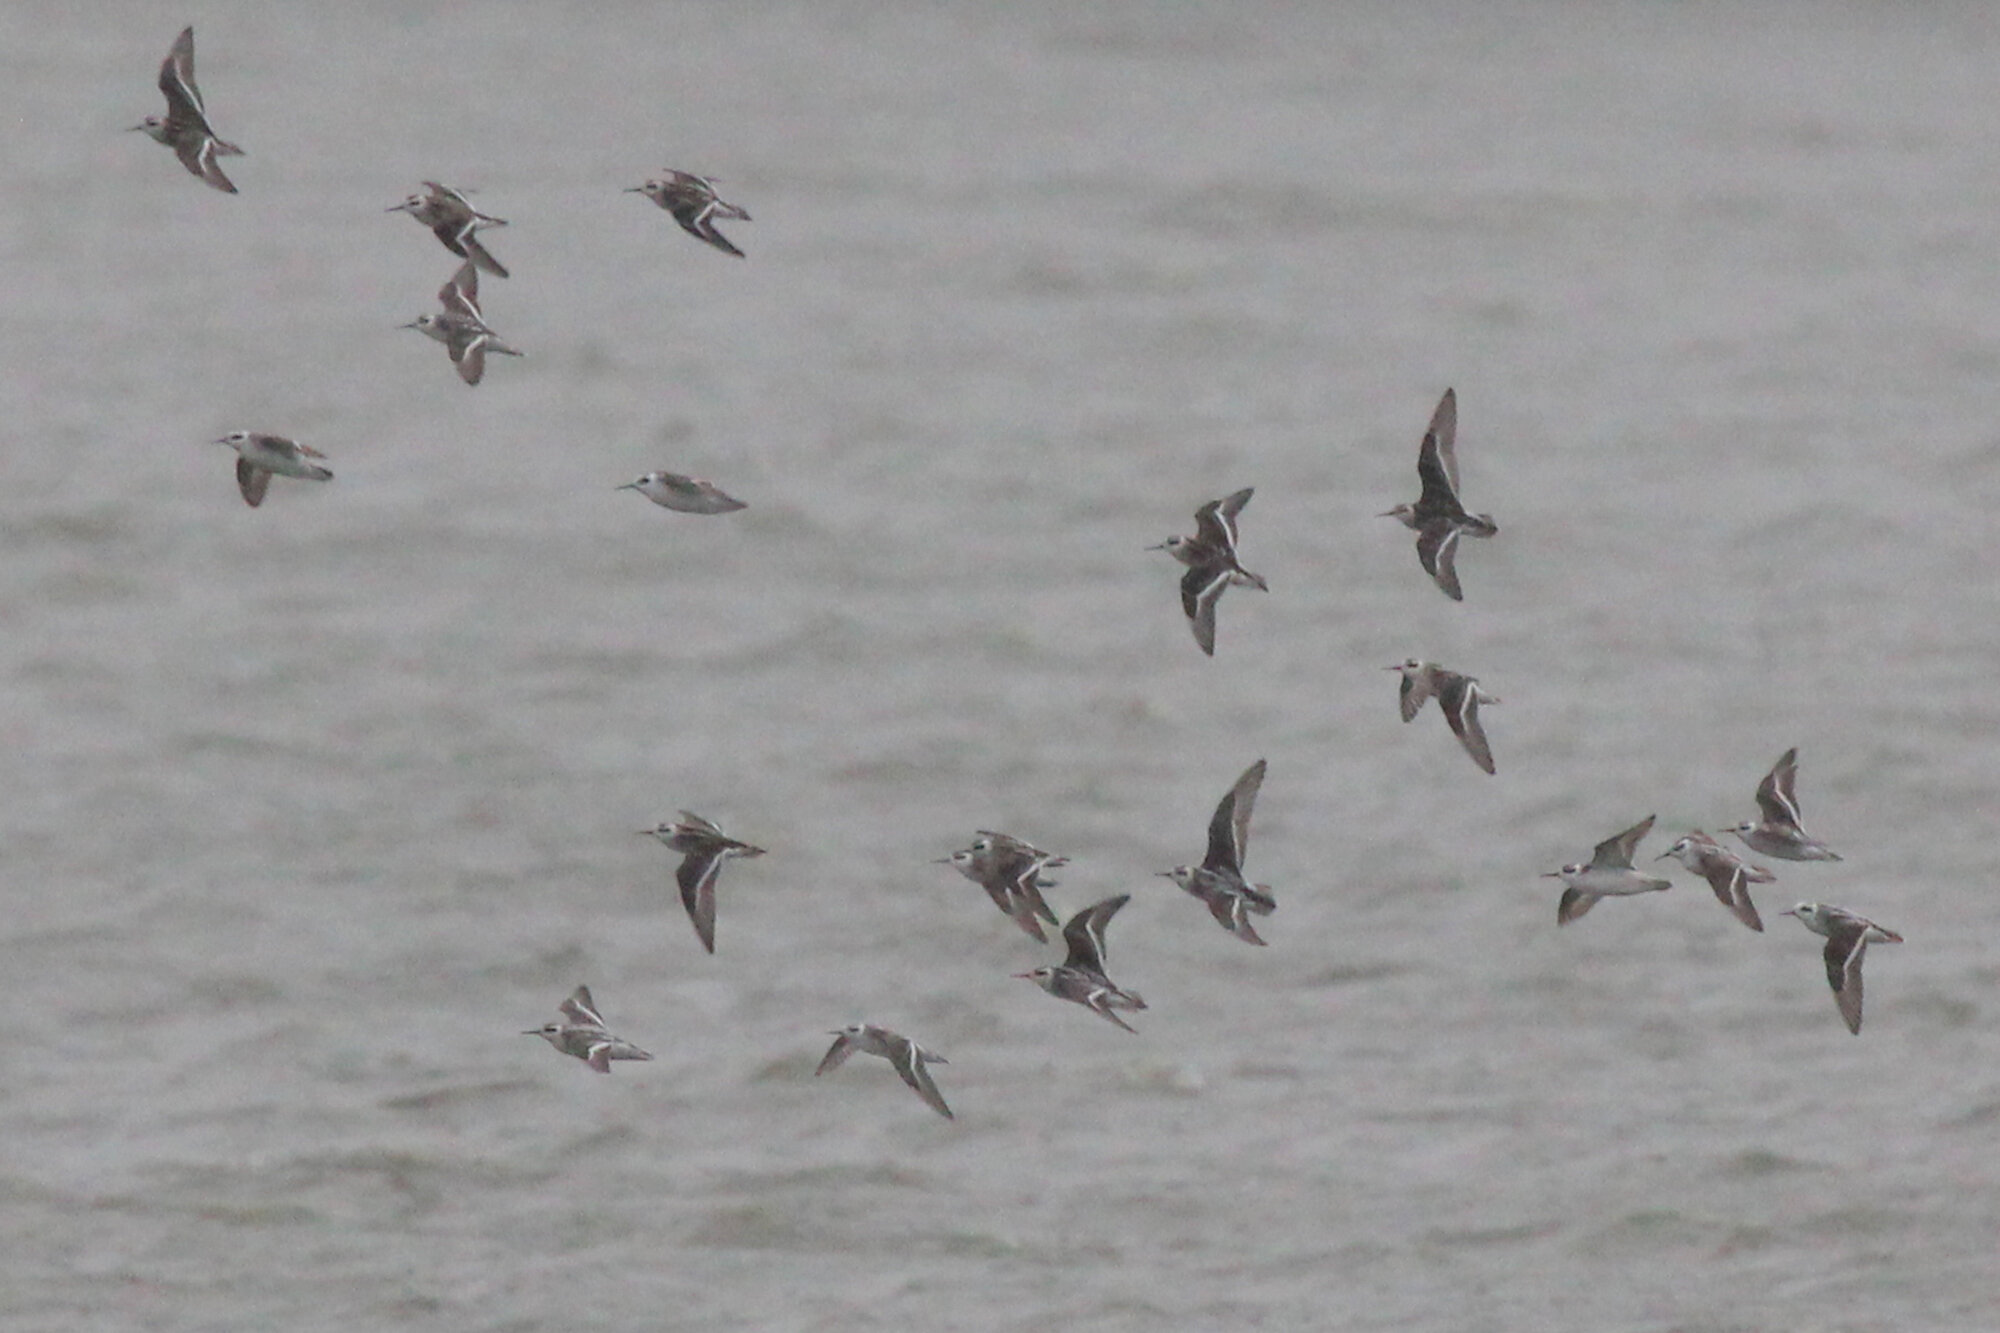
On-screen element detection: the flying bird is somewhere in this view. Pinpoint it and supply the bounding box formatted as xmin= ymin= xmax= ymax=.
xmin=1151 ymin=488 xmax=1268 ymax=656
xmin=1781 ymin=903 xmax=1902 ymax=1035
xmin=1726 ymin=748 xmax=1842 ymax=862
xmin=524 ymin=986 xmax=653 ymax=1073
xmin=402 ymin=261 xmax=522 ymax=385
xmin=1380 ymin=388 xmax=1497 ymax=601
xmin=212 ymin=431 xmax=332 ymax=508
xmin=815 ymin=1024 xmax=953 ymax=1120
xmin=1387 ymin=659 xmax=1500 ymax=774
xmin=1544 ymin=815 xmax=1673 ymax=925
xmin=131 ymin=26 xmax=244 ymax=193
xmin=628 ymin=171 xmax=752 ymax=257
xmin=389 ymin=181 xmax=510 ymax=277
xmin=1159 ymin=759 xmax=1275 ymax=945
xmin=638 ymin=811 xmax=767 ymax=954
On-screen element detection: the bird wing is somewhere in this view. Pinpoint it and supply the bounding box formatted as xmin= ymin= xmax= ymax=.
xmin=896 ymin=1045 xmax=955 ymax=1120
xmin=158 ymin=26 xmax=212 ymax=132
xmin=1706 ymin=859 xmax=1765 ymax=932
xmin=437 ymin=262 xmax=482 ymax=320
xmin=176 ymin=134 xmax=237 ymax=193
xmin=1592 ymin=815 xmax=1655 ymax=870
xmin=453 ymin=335 xmax=488 ymax=385
xmin=1557 ymin=887 xmax=1599 ymax=925
xmin=1415 ymin=430 xmax=1466 ymax=520
xmin=459 ymin=232 xmax=510 ymax=279
xmin=1204 ymin=759 xmax=1265 ymax=873
xmin=675 ymin=811 xmax=724 ymax=838
xmin=1181 ymin=563 xmax=1230 ymax=656
xmin=1398 ymin=667 xmax=1434 ymax=722
xmin=676 ymin=853 xmax=723 ymax=953
xmin=234 ymin=458 xmax=269 ymax=507
xmin=1415 ymin=522 xmax=1464 ymax=601
xmin=813 ymin=1031 xmax=858 ymax=1077
xmin=1822 ymin=925 xmax=1867 ymax=1035
xmin=1438 ymin=675 xmax=1496 ymax=775
xmin=1193 ymin=488 xmax=1254 ymax=551
xmin=1756 ymin=748 xmax=1804 ymax=827
xmin=1062 ymin=894 xmax=1129 ymax=975
xmin=561 ymin=985 xmax=604 ymax=1028
xmin=1203 ymin=886 xmax=1268 ymax=945
xmin=1427 ymin=388 xmax=1460 ymax=494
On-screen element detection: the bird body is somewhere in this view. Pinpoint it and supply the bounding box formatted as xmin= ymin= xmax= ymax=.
xmin=1782 ymin=902 xmax=1902 ymax=1034
xmin=629 ymin=171 xmax=751 ymax=257
xmin=1016 ymin=895 xmax=1147 ymax=1032
xmin=1657 ymin=831 xmax=1774 ymax=931
xmin=1728 ymin=748 xmax=1842 ymax=861
xmin=816 ymin=1024 xmax=953 ymax=1119
xmin=639 ymin=811 xmax=766 ymax=954
xmin=1380 ymin=389 xmax=1496 ymax=601
xmin=1160 ymin=759 xmax=1274 ymax=945
xmin=1152 ymin=488 xmax=1267 ymax=656
xmin=1545 ymin=815 xmax=1673 ymax=924
xmin=1387 ymin=659 xmax=1500 ymax=774
xmin=214 ymin=431 xmax=332 ymax=507
xmin=132 ymin=27 xmax=244 ymax=193
xmin=525 ymin=986 xmax=653 ymax=1073
xmin=389 ymin=181 xmax=510 ymax=277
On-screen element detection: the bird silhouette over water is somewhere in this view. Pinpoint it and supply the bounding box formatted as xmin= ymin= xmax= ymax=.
xmin=131 ymin=26 xmax=244 ymax=193
xmin=1381 ymin=389 xmax=1497 ymax=601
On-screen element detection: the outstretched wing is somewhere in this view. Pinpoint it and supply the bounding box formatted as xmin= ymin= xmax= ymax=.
xmin=676 ymin=853 xmax=723 ymax=953
xmin=1427 ymin=388 xmax=1460 ymax=494
xmin=1415 ymin=521 xmax=1464 ymax=601
xmin=1061 ymin=894 xmax=1130 ymax=976
xmin=1203 ymin=759 xmax=1265 ymax=873
xmin=896 ymin=1044 xmax=955 ymax=1120
xmin=1756 ymin=748 xmax=1804 ymax=827
xmin=814 ymin=1031 xmax=858 ymax=1077
xmin=561 ymin=985 xmax=604 ymax=1028
xmin=1823 ymin=925 xmax=1867 ymax=1035
xmin=1591 ymin=815 xmax=1655 ymax=870
xmin=235 ymin=458 xmax=269 ymax=507
xmin=1180 ymin=563 xmax=1230 ymax=656
xmin=1438 ymin=675 xmax=1496 ymax=775
xmin=1193 ymin=488 xmax=1253 ymax=551
xmin=1415 ymin=430 xmax=1466 ymax=521
xmin=158 ymin=26 xmax=213 ymax=133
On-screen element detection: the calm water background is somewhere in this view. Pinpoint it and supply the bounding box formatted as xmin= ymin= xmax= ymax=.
xmin=3 ymin=3 xmax=1998 ymax=1330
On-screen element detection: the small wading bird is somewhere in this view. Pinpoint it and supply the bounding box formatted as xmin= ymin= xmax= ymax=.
xmin=525 ymin=986 xmax=653 ymax=1073
xmin=1386 ymin=659 xmax=1500 ymax=775
xmin=617 ymin=471 xmax=748 ymax=515
xmin=402 ymin=261 xmax=522 ymax=386
xmin=1656 ymin=830 xmax=1774 ymax=932
xmin=1727 ymin=748 xmax=1842 ymax=862
xmin=628 ymin=170 xmax=752 ymax=257
xmin=1544 ymin=815 xmax=1673 ymax=925
xmin=131 ymin=26 xmax=244 ymax=193
xmin=638 ymin=811 xmax=767 ymax=954
xmin=388 ymin=181 xmax=510 ymax=277
xmin=936 ymin=831 xmax=1065 ymax=942
xmin=1380 ymin=388 xmax=1497 ymax=601
xmin=1160 ymin=759 xmax=1275 ymax=945
xmin=1017 ymin=895 xmax=1147 ymax=1033
xmin=1152 ymin=487 xmax=1268 ymax=656
xmin=213 ymin=431 xmax=332 ymax=508
xmin=1781 ymin=903 xmax=1902 ymax=1035
xmin=815 ymin=1024 xmax=954 ymax=1120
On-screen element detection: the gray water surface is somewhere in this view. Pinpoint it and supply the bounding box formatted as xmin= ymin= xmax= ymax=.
xmin=3 ymin=4 xmax=1999 ymax=1330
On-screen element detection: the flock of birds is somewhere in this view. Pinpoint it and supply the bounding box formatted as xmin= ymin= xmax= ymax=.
xmin=131 ymin=26 xmax=1900 ymax=1122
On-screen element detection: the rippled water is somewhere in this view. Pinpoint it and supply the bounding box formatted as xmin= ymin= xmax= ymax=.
xmin=3 ymin=4 xmax=1999 ymax=1330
